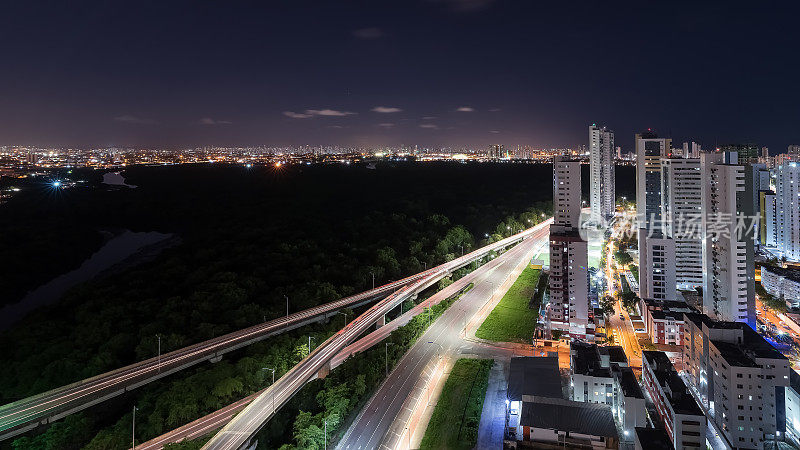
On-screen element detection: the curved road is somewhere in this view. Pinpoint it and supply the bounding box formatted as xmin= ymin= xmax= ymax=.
xmin=202 ymin=220 xmax=552 ymax=450
xmin=0 ymin=276 xmax=423 ymax=440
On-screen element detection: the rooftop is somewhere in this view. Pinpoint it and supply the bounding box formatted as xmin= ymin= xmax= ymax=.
xmin=613 ymin=366 xmax=644 ymax=399
xmin=571 ymin=342 xmax=612 ymax=378
xmin=712 ymin=340 xmax=759 ymax=368
xmin=643 ymin=351 xmax=704 ymax=416
xmin=520 ymin=396 xmax=618 ymax=438
xmin=634 ymin=427 xmax=672 ymax=450
xmin=507 ymin=356 xmax=562 ymax=401
xmin=684 ymin=312 xmax=715 ymax=329
xmin=650 ymin=309 xmax=686 ymax=321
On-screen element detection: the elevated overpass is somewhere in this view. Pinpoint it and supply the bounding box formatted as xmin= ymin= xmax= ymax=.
xmin=0 ymin=276 xmax=423 ymax=441
xmin=202 ymin=219 xmax=552 ymax=449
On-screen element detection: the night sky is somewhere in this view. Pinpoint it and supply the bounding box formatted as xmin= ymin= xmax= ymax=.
xmin=1 ymin=0 xmax=798 ymax=151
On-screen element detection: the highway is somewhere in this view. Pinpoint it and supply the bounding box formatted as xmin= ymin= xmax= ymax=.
xmin=337 ymin=228 xmax=549 ymax=450
xmin=328 ymin=239 xmax=532 ymax=370
xmin=0 ymin=275 xmax=423 ymax=441
xmin=201 ymin=219 xmax=552 ymax=450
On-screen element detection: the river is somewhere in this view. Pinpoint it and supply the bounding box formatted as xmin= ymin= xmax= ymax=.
xmin=0 ymin=230 xmax=173 ymax=330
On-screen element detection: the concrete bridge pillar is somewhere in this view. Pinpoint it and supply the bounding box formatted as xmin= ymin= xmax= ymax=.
xmin=209 ymin=355 xmax=223 ymax=363
xmin=375 ymin=314 xmax=386 ymax=328
xmin=316 ymin=362 xmax=331 ymax=379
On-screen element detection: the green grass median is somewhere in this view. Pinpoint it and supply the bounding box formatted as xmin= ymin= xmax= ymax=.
xmin=474 ymin=267 xmax=539 ymax=343
xmin=419 ymin=358 xmax=492 ymax=450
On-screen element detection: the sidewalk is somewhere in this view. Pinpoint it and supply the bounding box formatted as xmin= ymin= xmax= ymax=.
xmin=475 ymin=359 xmax=509 ymax=449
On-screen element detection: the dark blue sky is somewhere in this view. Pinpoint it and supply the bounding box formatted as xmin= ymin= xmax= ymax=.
xmin=1 ymin=0 xmax=798 ymax=151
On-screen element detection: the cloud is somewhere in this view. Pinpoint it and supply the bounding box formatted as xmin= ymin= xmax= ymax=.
xmin=371 ymin=106 xmax=403 ymax=113
xmin=455 ymin=106 xmax=474 ymax=112
xmin=283 ymin=109 xmax=356 ymax=119
xmin=353 ymin=27 xmax=385 ymax=39
xmin=306 ymin=109 xmax=356 ymax=116
xmin=489 ymin=108 xmax=501 ymax=112
xmin=114 ymin=115 xmax=156 ymax=124
xmin=283 ymin=111 xmax=313 ymax=119
xmin=490 ymin=130 xmax=500 ymax=134
xmin=378 ymin=123 xmax=395 ymax=128
xmin=327 ymin=125 xmax=345 ymax=129
xmin=419 ymin=124 xmax=439 ymax=129
xmin=421 ymin=116 xmax=437 ymax=120
xmin=199 ymin=118 xmax=232 ymax=125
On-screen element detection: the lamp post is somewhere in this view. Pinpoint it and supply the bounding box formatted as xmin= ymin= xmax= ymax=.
xmin=307 ymin=336 xmax=315 ymax=356
xmin=371 ymin=271 xmax=375 ymax=290
xmin=156 ymin=334 xmax=161 ymax=373
xmin=385 ymin=342 xmax=395 ymax=376
xmin=131 ymin=405 xmax=137 ymax=449
xmin=285 ymin=295 xmax=289 ymax=318
xmin=324 ymin=420 xmax=327 ymax=449
xmin=262 ymin=367 xmax=276 ymax=384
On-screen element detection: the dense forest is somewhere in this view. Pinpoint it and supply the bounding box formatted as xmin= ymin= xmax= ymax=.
xmin=0 ymin=161 xmax=634 ymax=449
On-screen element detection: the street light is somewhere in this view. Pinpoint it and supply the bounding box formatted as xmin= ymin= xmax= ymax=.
xmin=308 ymin=336 xmax=316 ymax=356
xmin=370 ymin=271 xmax=375 ymax=290
xmin=131 ymin=405 xmax=137 ymax=450
xmin=262 ymin=367 xmax=276 ymax=384
xmin=156 ymin=334 xmax=162 ymax=373
xmin=324 ymin=420 xmax=328 ymax=450
xmin=385 ymin=342 xmax=395 ymax=376
xmin=285 ymin=295 xmax=289 ymax=317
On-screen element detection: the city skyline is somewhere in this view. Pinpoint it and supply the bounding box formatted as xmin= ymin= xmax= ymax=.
xmin=1 ymin=1 xmax=800 ymax=150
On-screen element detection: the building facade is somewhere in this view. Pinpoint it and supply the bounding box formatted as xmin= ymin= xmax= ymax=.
xmin=635 ymin=130 xmax=671 ymax=231
xmin=701 ymin=152 xmax=756 ymax=326
xmin=776 ymin=162 xmax=800 ymax=262
xmin=589 ymin=124 xmax=615 ymax=224
xmin=761 ymin=190 xmax=778 ymax=248
xmin=549 ymin=157 xmax=590 ymax=339
xmin=639 ymin=235 xmax=677 ymax=301
xmin=761 ymin=265 xmax=800 ymax=308
xmin=682 ymin=314 xmax=790 ymax=448
xmin=641 ymin=298 xmax=694 ymax=345
xmin=642 ymin=351 xmax=706 ymax=449
xmin=570 ymin=343 xmax=646 ymax=441
xmin=636 ymin=131 xmax=677 ymax=304
xmin=661 ymin=157 xmax=704 ymax=289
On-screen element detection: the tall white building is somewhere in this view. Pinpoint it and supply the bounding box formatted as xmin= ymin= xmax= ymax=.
xmin=589 ymin=124 xmax=615 ymax=224
xmin=749 ymin=163 xmax=771 ymax=248
xmin=776 ymin=162 xmax=800 ymax=262
xmin=549 ymin=157 xmax=590 ymax=340
xmin=761 ymin=190 xmax=778 ymax=247
xmin=639 ymin=235 xmax=676 ymax=301
xmin=636 ymin=131 xmax=672 ymax=231
xmin=681 ymin=141 xmax=701 ymax=159
xmin=636 ymin=131 xmax=677 ymax=301
xmin=701 ymin=152 xmax=756 ymax=326
xmin=661 ymin=158 xmax=704 ymax=289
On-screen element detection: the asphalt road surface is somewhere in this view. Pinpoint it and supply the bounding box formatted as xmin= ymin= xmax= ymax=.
xmin=336 ymin=234 xmax=545 ymax=450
